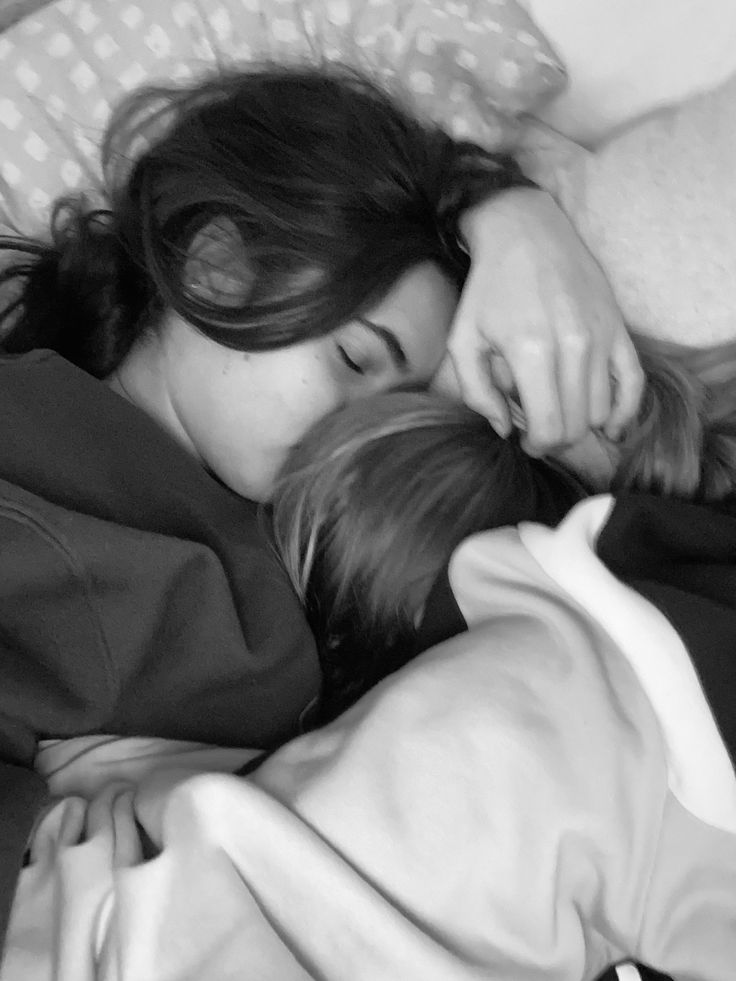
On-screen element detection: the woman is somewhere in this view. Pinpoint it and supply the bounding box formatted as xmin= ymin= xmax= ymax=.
xmin=0 ymin=61 xmax=639 ymax=951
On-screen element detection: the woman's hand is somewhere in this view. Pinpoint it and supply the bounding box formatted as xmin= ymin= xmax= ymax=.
xmin=436 ymin=188 xmax=644 ymax=454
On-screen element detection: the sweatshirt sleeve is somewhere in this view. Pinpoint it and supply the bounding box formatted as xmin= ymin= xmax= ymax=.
xmin=0 ymin=766 xmax=47 ymax=957
xmin=0 ymin=503 xmax=119 ymax=952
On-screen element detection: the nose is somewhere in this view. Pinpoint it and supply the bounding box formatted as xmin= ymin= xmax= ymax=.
xmin=429 ymin=356 xmax=463 ymax=403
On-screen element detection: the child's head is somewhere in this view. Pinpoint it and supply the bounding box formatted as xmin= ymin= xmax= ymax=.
xmin=271 ymin=391 xmax=585 ymax=719
xmin=271 ymin=333 xmax=736 ymax=720
xmin=0 ymin=63 xmax=530 ymax=500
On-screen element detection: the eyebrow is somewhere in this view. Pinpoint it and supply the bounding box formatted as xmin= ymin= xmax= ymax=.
xmin=356 ymin=316 xmax=409 ymax=373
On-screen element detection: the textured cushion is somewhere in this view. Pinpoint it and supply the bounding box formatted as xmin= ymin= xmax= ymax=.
xmin=518 ymin=70 xmax=736 ymax=345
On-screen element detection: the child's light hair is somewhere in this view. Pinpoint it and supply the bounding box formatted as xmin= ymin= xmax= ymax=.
xmin=271 ymin=332 xmax=736 ymax=720
xmin=271 ymin=392 xmax=583 ymax=719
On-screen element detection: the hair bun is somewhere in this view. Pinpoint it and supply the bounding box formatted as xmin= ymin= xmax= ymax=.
xmin=1 ymin=197 xmax=153 ymax=377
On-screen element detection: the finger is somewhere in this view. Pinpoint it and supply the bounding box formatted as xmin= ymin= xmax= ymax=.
xmin=488 ymin=354 xmax=528 ymax=432
xmin=604 ymin=335 xmax=646 ymax=439
xmin=29 ymin=798 xmax=86 ymax=866
xmin=504 ymin=334 xmax=564 ymax=451
xmin=519 ymin=433 xmax=546 ymax=458
xmin=112 ymin=788 xmax=144 ymax=866
xmin=587 ymin=352 xmax=612 ymax=431
xmin=447 ymin=337 xmax=512 ymax=437
xmin=507 ymin=397 xmax=528 ymax=432
xmin=84 ymin=779 xmax=134 ymax=841
xmin=487 ymin=350 xmax=515 ymax=395
xmin=555 ymin=318 xmax=592 ymax=444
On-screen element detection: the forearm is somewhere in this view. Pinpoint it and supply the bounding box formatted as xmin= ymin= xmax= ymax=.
xmin=459 ymin=185 xmax=566 ymax=257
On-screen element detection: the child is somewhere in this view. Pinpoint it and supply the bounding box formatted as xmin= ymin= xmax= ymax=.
xmin=272 ymin=330 xmax=736 ymax=723
xmin=261 ymin=331 xmax=736 ymax=979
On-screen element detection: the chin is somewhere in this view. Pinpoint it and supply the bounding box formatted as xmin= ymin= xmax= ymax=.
xmin=208 ymin=464 xmax=272 ymax=503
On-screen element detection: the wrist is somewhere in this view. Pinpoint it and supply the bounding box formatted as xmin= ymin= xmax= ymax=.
xmin=459 ymin=187 xmax=555 ymax=255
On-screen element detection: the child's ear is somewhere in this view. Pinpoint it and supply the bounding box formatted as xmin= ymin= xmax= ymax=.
xmin=184 ymin=218 xmax=254 ymax=306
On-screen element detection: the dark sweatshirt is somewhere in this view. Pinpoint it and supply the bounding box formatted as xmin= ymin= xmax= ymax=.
xmin=0 ymin=349 xmax=320 ymax=946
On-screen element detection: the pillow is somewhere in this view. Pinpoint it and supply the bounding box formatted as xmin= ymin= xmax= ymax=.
xmin=517 ymin=70 xmax=736 ymax=346
xmin=518 ymin=0 xmax=736 ymax=145
xmin=0 ymin=1 xmax=51 ymax=33
xmin=0 ymin=0 xmax=565 ymax=235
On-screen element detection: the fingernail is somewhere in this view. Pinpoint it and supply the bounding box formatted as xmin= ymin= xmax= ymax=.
xmin=490 ymin=417 xmax=511 ymax=438
xmin=520 ymin=439 xmax=542 ymax=458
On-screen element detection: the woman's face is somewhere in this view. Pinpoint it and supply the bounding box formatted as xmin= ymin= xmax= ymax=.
xmin=126 ymin=262 xmax=458 ymax=501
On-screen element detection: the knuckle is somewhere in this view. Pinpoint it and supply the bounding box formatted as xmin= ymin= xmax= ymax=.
xmin=559 ymin=328 xmax=590 ymax=353
xmin=512 ymin=333 xmax=553 ymax=360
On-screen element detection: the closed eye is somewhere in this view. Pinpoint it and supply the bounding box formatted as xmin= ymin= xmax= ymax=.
xmin=337 ymin=345 xmax=366 ymax=375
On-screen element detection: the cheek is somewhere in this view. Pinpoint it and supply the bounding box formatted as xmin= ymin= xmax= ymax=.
xmin=232 ymin=384 xmax=343 ymax=501
xmin=275 ymin=359 xmax=345 ymax=429
xmin=238 ymin=363 xmax=344 ymax=473
xmin=193 ymin=348 xmax=345 ymax=499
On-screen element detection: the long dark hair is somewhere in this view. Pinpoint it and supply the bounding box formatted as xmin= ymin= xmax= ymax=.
xmin=0 ymin=63 xmax=533 ymax=377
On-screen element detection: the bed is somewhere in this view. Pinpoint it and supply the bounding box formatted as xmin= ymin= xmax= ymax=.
xmin=1 ymin=2 xmax=735 ymax=979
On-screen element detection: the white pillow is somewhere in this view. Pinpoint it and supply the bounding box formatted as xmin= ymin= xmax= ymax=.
xmin=519 ymin=0 xmax=736 ymax=144
xmin=518 ymin=70 xmax=736 ymax=345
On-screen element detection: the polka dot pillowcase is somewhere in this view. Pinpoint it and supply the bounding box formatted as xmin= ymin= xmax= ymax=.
xmin=0 ymin=0 xmax=565 ymax=234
